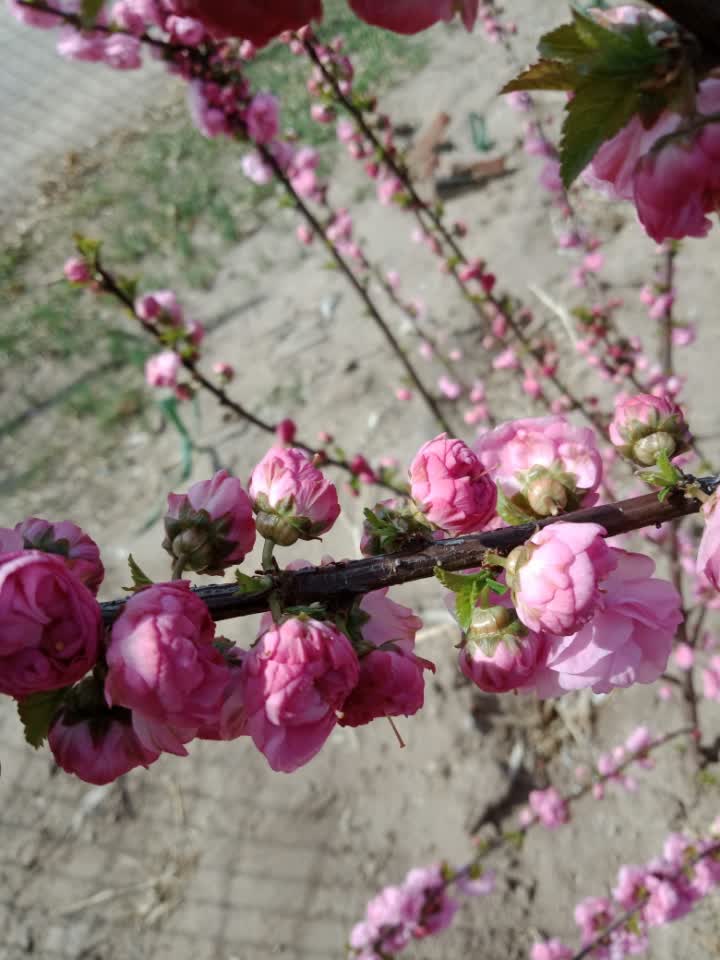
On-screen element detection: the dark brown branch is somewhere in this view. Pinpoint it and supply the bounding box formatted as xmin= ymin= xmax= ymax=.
xmin=648 ymin=0 xmax=720 ymax=58
xmin=94 ymin=263 xmax=406 ymax=496
xmin=100 ymin=488 xmax=705 ymax=627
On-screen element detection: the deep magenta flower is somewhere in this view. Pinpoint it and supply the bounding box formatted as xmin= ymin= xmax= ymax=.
xmin=14 ymin=516 xmax=105 ymax=595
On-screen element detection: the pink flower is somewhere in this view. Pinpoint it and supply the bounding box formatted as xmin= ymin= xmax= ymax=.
xmin=403 ymin=864 xmax=459 ymax=936
xmin=182 ymin=0 xmax=322 ymax=47
xmin=531 ymin=549 xmax=682 ymax=696
xmin=196 ymin=651 xmax=247 ymax=741
xmin=348 ymin=0 xmax=478 ymax=34
xmin=49 ymin=704 xmax=160 ymax=785
xmin=57 ymin=27 xmax=106 ymax=62
xmin=135 ymin=289 xmax=183 ymax=324
xmin=275 ymin=417 xmax=296 ymax=444
xmin=703 ymin=655 xmax=720 ymax=702
xmin=145 ymin=350 xmax=180 ymax=388
xmin=249 ymin=446 xmax=340 ymax=545
xmin=634 ymin=139 xmax=713 ymax=243
xmin=14 ymin=517 xmax=104 ymax=594
xmin=0 ymin=551 xmax=102 ymax=698
xmin=354 ymin=884 xmax=422 ymax=954
xmin=586 ymin=111 xmax=680 ymax=201
xmin=474 ymin=415 xmax=603 ymax=513
xmin=460 ymin=626 xmax=547 ymax=694
xmin=528 ymin=787 xmax=569 ymax=829
xmin=103 ymin=33 xmax=142 ymax=69
xmin=531 ymin=940 xmax=573 ymax=960
xmin=241 ymin=151 xmax=273 ymax=184
xmin=575 ymin=896 xmax=614 ymax=944
xmin=613 ymin=865 xmax=651 ymax=910
xmin=241 ymin=617 xmax=359 ymax=772
xmin=609 ymin=393 xmax=689 ymax=465
xmin=163 ymin=469 xmax=256 ymax=574
xmin=409 ymin=433 xmax=497 ymax=535
xmin=245 ymin=92 xmax=280 ymax=145
xmin=213 ymin=361 xmax=234 ymax=380
xmin=509 ymin=522 xmax=615 ymax=637
xmin=338 ymin=586 xmax=431 ymax=725
xmin=9 ymin=0 xmax=64 ymax=27
xmin=165 ymin=14 xmax=205 ymax=44
xmin=105 ymin=582 xmax=228 ymax=742
xmin=698 ymin=495 xmax=720 ymax=591
xmin=437 ymin=375 xmax=462 ymax=400
xmin=64 ymin=257 xmax=91 ymax=284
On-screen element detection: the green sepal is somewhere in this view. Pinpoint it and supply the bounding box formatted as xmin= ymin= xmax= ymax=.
xmin=235 ymin=570 xmax=272 ymax=596
xmin=496 ymin=488 xmax=537 ymax=526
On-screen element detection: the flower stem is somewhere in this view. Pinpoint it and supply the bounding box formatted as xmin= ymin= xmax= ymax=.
xmin=262 ymin=538 xmax=276 ymax=573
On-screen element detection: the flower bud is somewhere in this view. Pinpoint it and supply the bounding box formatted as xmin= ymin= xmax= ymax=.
xmin=459 ymin=606 xmax=547 ymax=694
xmin=524 ymin=466 xmax=571 ymax=517
xmin=163 ymin=470 xmax=256 ymax=575
xmin=609 ymin=393 xmax=689 ymax=466
xmin=249 ymin=447 xmax=340 ymax=546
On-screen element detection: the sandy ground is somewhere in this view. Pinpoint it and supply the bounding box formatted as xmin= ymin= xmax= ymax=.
xmin=3 ymin=4 xmax=720 ymax=959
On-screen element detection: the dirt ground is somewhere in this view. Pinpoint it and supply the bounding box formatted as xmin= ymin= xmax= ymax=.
xmin=3 ymin=4 xmax=720 ymax=959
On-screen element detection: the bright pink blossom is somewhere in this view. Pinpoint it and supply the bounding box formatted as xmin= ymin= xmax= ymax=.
xmin=409 ymin=433 xmax=497 ymax=535
xmin=135 ymin=289 xmax=183 ymax=324
xmin=64 ymin=257 xmax=91 ymax=284
xmin=460 ymin=628 xmax=547 ymax=694
xmin=0 ymin=551 xmax=102 ymax=698
xmin=241 ymin=617 xmax=359 ymax=772
xmin=339 ymin=647 xmax=432 ymax=727
xmin=196 ymin=651 xmax=247 ymax=741
xmin=510 ymin=522 xmax=615 ymax=637
xmin=145 ymin=350 xmax=180 ymax=388
xmin=275 ymin=418 xmax=296 ymax=444
xmin=164 ymin=469 xmax=256 ymax=574
xmin=183 ymin=0 xmax=322 ymax=45
xmin=14 ymin=517 xmax=104 ymax=594
xmin=531 ymin=549 xmax=682 ymax=696
xmin=249 ymin=446 xmax=340 ymax=544
xmin=105 ymin=581 xmax=228 ymax=740
xmin=49 ymin=706 xmax=160 ymax=785
xmin=348 ymin=0 xmax=478 ymax=34
xmin=245 ymin=92 xmax=280 ymax=144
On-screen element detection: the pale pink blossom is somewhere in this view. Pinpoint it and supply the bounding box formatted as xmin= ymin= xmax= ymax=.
xmin=437 ymin=375 xmax=462 ymax=400
xmin=531 ymin=549 xmax=682 ymax=696
xmin=14 ymin=517 xmax=104 ymax=594
xmin=475 ymin=415 xmax=603 ymax=510
xmin=409 ymin=433 xmax=497 ymax=535
xmin=241 ymin=150 xmax=273 ymax=184
xmin=249 ymin=446 xmax=340 ymax=544
xmin=528 ymin=787 xmax=569 ymax=829
xmin=103 ymin=33 xmax=142 ymax=69
xmin=403 ymin=864 xmax=459 ymax=936
xmin=698 ymin=495 xmax=720 ymax=591
xmin=703 ymin=656 xmax=720 ymax=701
xmin=242 ymin=617 xmax=359 ymax=772
xmin=0 ymin=551 xmax=102 ymax=698
xmin=165 ymin=14 xmax=205 ymax=44
xmin=163 ymin=469 xmax=256 ymax=574
xmin=510 ymin=522 xmax=614 ymax=637
xmin=145 ymin=350 xmax=180 ymax=388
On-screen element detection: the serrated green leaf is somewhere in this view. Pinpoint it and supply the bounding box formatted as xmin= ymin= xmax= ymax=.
xmin=656 ymin=449 xmax=682 ymax=483
xmin=434 ymin=567 xmax=507 ymax=632
xmin=73 ymin=234 xmax=101 ymax=264
xmin=539 ymin=21 xmax=591 ymax=61
xmin=124 ymin=553 xmax=153 ymax=592
xmin=496 ymin=488 xmax=536 ymax=526
xmin=501 ymin=59 xmax=579 ymax=93
xmin=235 ymin=570 xmax=271 ymax=596
xmin=559 ymin=75 xmax=640 ymax=187
xmin=18 ymin=689 xmax=70 ymax=749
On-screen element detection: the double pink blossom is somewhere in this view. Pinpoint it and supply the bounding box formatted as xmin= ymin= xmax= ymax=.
xmin=12 ymin=517 xmax=104 ymax=595
xmin=163 ymin=469 xmax=256 ymax=574
xmin=0 ymin=551 xmax=102 ymax=699
xmin=241 ymin=616 xmax=359 ymax=772
xmin=249 ymin=446 xmax=340 ymax=545
xmin=409 ymin=433 xmax=497 ymax=535
xmin=245 ymin=92 xmax=280 ymax=144
xmin=105 ymin=582 xmax=229 ymax=752
xmin=460 ymin=624 xmax=547 ymax=694
xmin=697 ymin=495 xmax=720 ymax=592
xmin=509 ymin=522 xmax=615 ymax=637
xmin=531 ymin=549 xmax=682 ymax=696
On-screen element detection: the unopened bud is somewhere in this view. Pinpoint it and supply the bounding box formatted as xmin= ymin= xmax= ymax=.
xmin=465 ymin=605 xmax=525 ymax=656
xmin=526 ymin=471 xmax=569 ymax=517
xmin=254 ymin=511 xmax=300 ymax=547
xmin=633 ymin=431 xmax=677 ymax=467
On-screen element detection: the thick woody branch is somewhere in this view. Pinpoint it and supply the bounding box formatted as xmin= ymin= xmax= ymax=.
xmin=648 ymin=0 xmax=720 ymax=59
xmin=100 ymin=488 xmax=705 ymax=627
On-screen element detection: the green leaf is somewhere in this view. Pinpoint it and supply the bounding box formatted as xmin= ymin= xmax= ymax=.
xmin=501 ymin=59 xmax=579 ymax=93
xmin=18 ymin=689 xmax=70 ymax=749
xmin=559 ymin=75 xmax=640 ymax=186
xmin=538 ymin=21 xmax=592 ymax=61
xmin=81 ymin=0 xmax=104 ymax=22
xmin=124 ymin=553 xmax=153 ymax=592
xmin=235 ymin=571 xmax=272 ymax=596
xmin=655 ymin=449 xmax=682 ymax=484
xmin=434 ymin=567 xmax=506 ymax=633
xmin=496 ymin=488 xmax=536 ymax=526
xmin=73 ymin=234 xmax=101 ymax=264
